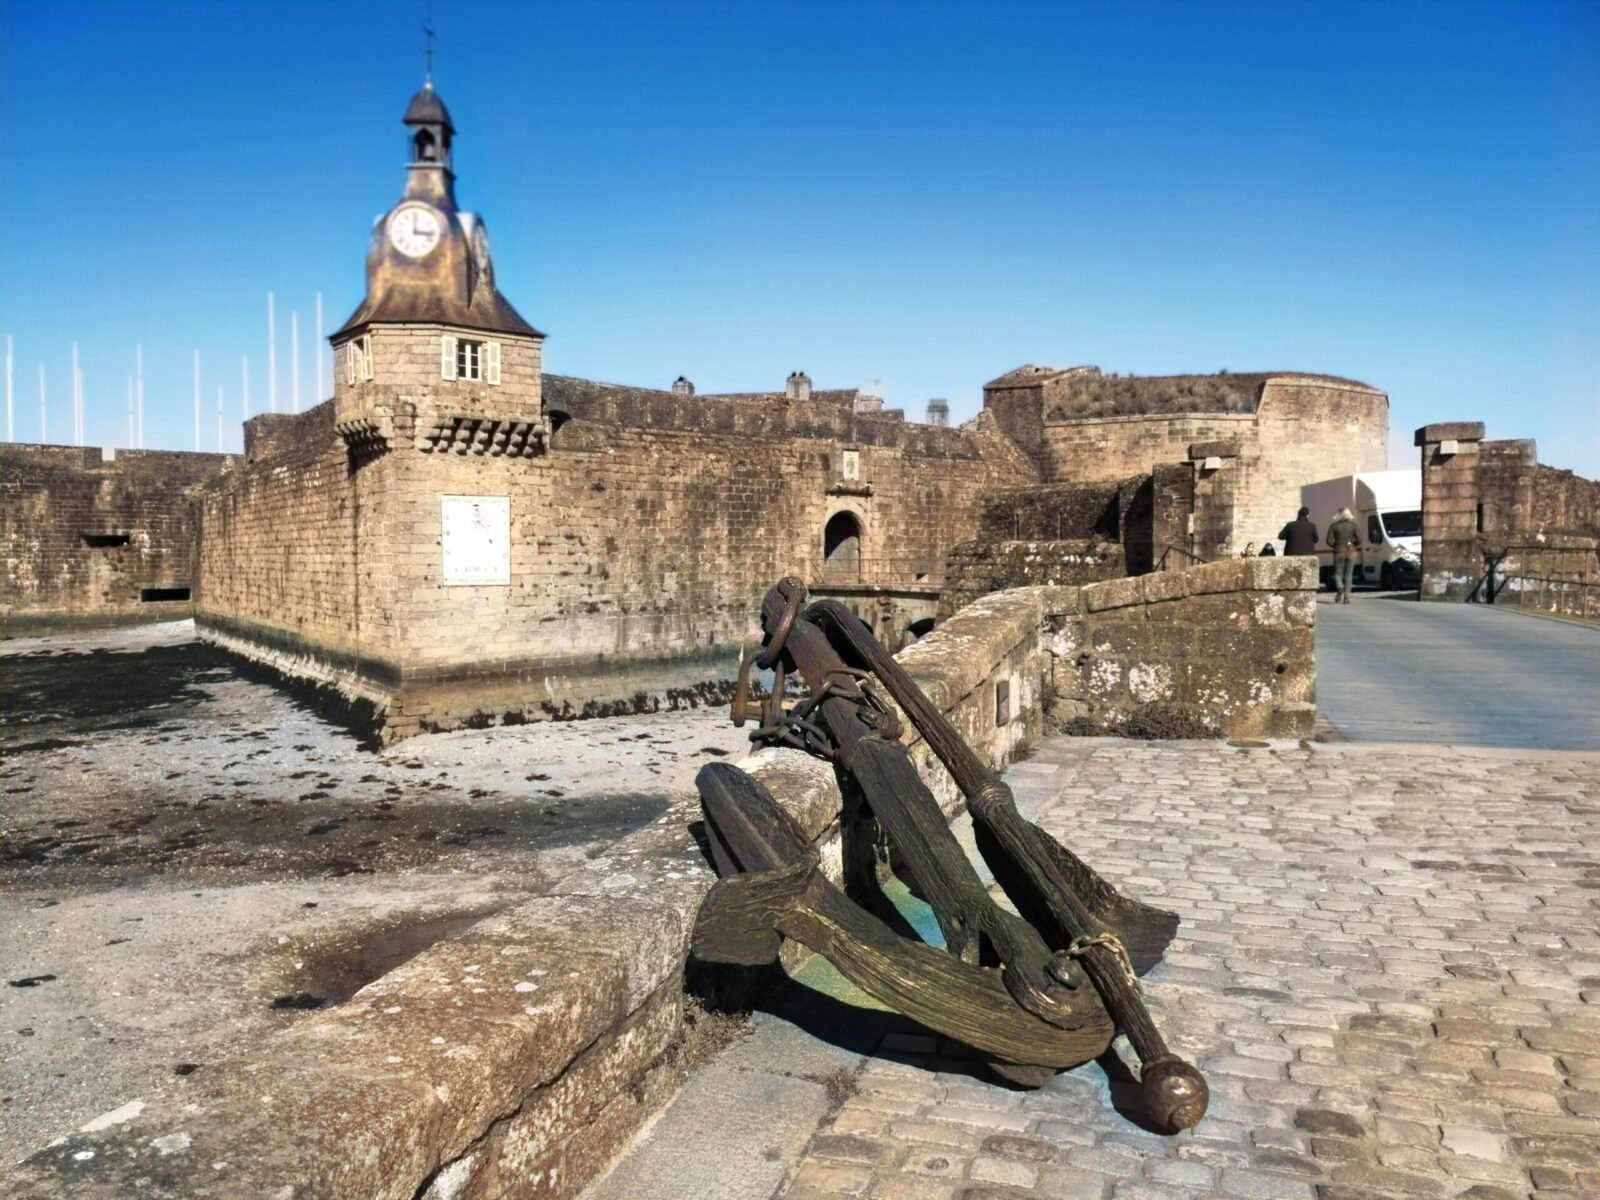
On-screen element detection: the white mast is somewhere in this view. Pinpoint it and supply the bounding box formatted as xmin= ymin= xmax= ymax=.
xmin=127 ymin=375 xmax=134 ymax=448
xmin=38 ymin=363 xmax=46 ymax=443
xmin=6 ymin=333 xmax=14 ymax=442
xmin=315 ymin=292 xmax=324 ymax=401
xmin=267 ymin=291 xmax=277 ymax=414
xmin=291 ymin=309 xmax=301 ymax=413
xmin=242 ymin=355 xmax=250 ymax=420
xmin=135 ymin=344 xmax=144 ymax=449
xmin=193 ymin=348 xmax=201 ymax=451
xmin=71 ymin=342 xmax=81 ymax=446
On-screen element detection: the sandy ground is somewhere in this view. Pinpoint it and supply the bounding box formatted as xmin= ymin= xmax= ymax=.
xmin=0 ymin=620 xmax=748 ymax=1164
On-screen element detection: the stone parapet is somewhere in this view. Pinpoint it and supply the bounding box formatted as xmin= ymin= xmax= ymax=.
xmin=1048 ymin=557 xmax=1318 ymax=738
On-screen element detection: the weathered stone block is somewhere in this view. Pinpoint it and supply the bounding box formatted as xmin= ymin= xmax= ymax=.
xmin=1415 ymin=422 xmax=1486 ymax=446
xmin=1082 ymin=574 xmax=1143 ymax=612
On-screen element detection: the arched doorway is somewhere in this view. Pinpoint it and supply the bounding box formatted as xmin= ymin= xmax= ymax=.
xmin=823 ymin=511 xmax=863 ymax=582
xmin=907 ymin=617 xmax=937 ymax=642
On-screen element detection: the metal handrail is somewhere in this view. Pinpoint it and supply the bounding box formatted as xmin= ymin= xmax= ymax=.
xmin=1155 ymin=544 xmax=1202 ymax=572
xmin=1467 ymin=548 xmax=1511 ymax=604
xmin=1476 ymin=543 xmax=1600 ymax=617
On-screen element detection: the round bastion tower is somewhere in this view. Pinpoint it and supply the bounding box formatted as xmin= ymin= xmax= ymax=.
xmin=329 ymin=81 xmax=546 ymax=460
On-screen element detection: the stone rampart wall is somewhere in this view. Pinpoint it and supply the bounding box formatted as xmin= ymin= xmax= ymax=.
xmin=2 ymin=444 xmax=234 ymax=627
xmin=1048 ymin=557 xmax=1318 ymax=738
xmin=1040 ymin=412 xmax=1249 ymax=487
xmin=196 ymin=403 xmax=406 ymax=696
xmin=1037 ymin=380 xmax=1387 ymax=560
xmin=1477 ymin=440 xmax=1600 ymax=542
xmin=195 ymin=395 xmax=1036 ymax=739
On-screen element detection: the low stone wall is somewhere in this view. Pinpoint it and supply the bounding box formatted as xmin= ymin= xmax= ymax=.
xmin=5 ymin=593 xmax=1048 ymax=1200
xmin=939 ymin=537 xmax=1125 ymax=618
xmin=1048 ymin=557 xmax=1317 ymax=738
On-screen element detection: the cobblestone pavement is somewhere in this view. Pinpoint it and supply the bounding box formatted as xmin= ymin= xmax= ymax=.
xmin=769 ymin=737 xmax=1600 ymax=1200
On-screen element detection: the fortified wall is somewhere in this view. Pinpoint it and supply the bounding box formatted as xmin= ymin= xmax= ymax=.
xmin=984 ymin=367 xmax=1388 ymax=559
xmin=196 ymin=377 xmax=1034 ymax=740
xmin=1415 ymin=422 xmax=1600 ymax=604
xmin=1 ymin=443 xmax=233 ymax=629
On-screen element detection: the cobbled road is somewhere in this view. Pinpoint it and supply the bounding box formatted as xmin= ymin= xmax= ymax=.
xmin=594 ymin=736 xmax=1600 ymax=1200
xmin=780 ymin=739 xmax=1600 ymax=1200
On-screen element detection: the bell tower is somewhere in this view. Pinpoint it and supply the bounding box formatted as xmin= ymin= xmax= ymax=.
xmin=403 ymin=82 xmax=456 ymax=207
xmin=329 ymin=81 xmax=545 ymax=460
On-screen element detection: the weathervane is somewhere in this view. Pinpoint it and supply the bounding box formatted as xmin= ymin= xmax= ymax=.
xmin=423 ymin=1 xmax=437 ymax=85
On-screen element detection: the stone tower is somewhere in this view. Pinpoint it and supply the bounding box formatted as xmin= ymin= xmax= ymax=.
xmin=329 ymin=82 xmax=546 ymax=459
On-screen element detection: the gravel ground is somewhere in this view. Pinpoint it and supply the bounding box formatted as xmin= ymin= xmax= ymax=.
xmin=0 ymin=620 xmax=749 ymax=1164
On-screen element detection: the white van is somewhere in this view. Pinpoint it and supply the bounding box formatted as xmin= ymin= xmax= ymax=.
xmin=1299 ymin=470 xmax=1422 ymax=591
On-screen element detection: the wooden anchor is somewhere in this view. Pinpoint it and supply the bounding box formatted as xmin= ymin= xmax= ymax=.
xmin=692 ymin=761 xmax=1115 ymax=1071
xmin=696 ymin=576 xmax=1208 ymax=1133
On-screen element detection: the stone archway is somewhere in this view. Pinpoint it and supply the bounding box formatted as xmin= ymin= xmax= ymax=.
xmin=823 ymin=510 xmax=864 ymax=583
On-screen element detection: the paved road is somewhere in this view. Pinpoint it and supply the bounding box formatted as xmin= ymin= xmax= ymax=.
xmin=585 ymin=737 xmax=1600 ymax=1200
xmin=1315 ymin=595 xmax=1600 ymax=750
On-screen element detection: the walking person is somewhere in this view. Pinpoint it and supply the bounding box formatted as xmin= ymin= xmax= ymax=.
xmin=1278 ymin=506 xmax=1319 ymax=557
xmin=1326 ymin=507 xmax=1363 ymax=603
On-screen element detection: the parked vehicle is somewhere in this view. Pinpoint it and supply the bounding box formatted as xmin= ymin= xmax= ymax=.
xmin=1299 ymin=471 xmax=1422 ymax=591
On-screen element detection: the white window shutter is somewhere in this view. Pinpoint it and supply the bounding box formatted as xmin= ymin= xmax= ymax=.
xmin=487 ymin=341 xmax=502 ymax=385
xmin=441 ymin=335 xmax=458 ymax=381
xmin=345 ymin=342 xmax=356 ymax=385
xmin=360 ymin=337 xmax=374 ymax=381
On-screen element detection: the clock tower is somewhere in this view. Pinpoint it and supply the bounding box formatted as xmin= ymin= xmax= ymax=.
xmin=330 ymin=82 xmax=546 ymax=459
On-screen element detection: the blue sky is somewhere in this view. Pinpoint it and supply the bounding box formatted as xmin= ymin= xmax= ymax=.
xmin=3 ymin=0 xmax=1596 ymax=475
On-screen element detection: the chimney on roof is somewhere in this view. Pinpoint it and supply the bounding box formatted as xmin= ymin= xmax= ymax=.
xmin=672 ymin=375 xmax=694 ymax=397
xmin=926 ymin=399 xmax=949 ymax=426
xmin=785 ymin=371 xmax=812 ymax=402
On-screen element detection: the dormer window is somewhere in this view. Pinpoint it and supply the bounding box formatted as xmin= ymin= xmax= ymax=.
xmin=440 ymin=335 xmax=502 ymax=385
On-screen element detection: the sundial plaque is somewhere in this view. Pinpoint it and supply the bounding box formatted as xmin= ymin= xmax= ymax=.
xmin=440 ymin=495 xmax=511 ymax=586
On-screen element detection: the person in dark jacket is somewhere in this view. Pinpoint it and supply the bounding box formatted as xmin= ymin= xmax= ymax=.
xmin=1325 ymin=507 xmax=1363 ymax=603
xmin=1278 ymin=507 xmax=1318 ymax=557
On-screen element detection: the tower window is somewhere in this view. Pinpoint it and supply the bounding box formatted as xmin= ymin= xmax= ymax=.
xmin=345 ymin=336 xmax=373 ymax=384
xmin=414 ymin=129 xmax=437 ymax=162
xmin=440 ymin=336 xmax=501 ymax=383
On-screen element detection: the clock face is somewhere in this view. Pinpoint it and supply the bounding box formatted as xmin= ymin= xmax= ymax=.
xmin=387 ymin=204 xmax=442 ymax=258
xmin=471 ymin=223 xmax=491 ymax=272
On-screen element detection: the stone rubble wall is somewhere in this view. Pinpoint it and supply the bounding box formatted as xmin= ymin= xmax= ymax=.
xmin=1048 ymin=557 xmax=1319 ymax=739
xmin=1 ymin=444 xmax=234 ymax=627
xmin=4 ymin=589 xmax=1051 ymax=1200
